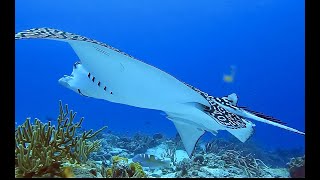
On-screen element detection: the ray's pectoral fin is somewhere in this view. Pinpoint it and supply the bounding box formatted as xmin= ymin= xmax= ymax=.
xmin=227 ymin=93 xmax=238 ymax=106
xmin=172 ymin=121 xmax=205 ymax=157
xmin=225 ymin=123 xmax=254 ymax=142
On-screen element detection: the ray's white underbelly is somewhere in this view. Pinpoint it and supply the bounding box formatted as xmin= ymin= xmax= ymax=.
xmin=70 ymin=41 xmax=210 ymax=111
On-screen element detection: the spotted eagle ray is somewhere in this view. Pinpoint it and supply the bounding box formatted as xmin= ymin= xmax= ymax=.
xmin=15 ymin=28 xmax=305 ymax=157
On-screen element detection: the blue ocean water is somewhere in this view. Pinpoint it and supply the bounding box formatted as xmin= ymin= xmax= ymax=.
xmin=15 ymin=0 xmax=304 ymax=153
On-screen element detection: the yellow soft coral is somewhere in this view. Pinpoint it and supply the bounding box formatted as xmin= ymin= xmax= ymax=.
xmin=104 ymin=156 xmax=147 ymax=178
xmin=128 ymin=162 xmax=146 ymax=178
xmin=106 ymin=168 xmax=113 ymax=178
xmin=112 ymin=156 xmax=128 ymax=165
xmin=60 ymin=167 xmax=75 ymax=178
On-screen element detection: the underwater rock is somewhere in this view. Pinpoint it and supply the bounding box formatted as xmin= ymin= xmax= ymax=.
xmin=233 ymin=174 xmax=249 ymax=178
xmin=200 ymin=167 xmax=230 ymax=177
xmin=262 ymin=168 xmax=290 ymax=178
xmin=110 ymin=147 xmax=127 ymax=155
xmin=119 ymin=137 xmax=131 ymax=142
xmin=191 ymin=171 xmax=198 ymax=176
xmin=153 ymin=133 xmax=164 ymax=140
xmin=287 ymin=155 xmax=305 ymax=178
xmin=150 ymin=169 xmax=163 ymax=177
xmin=197 ymin=171 xmax=208 ymax=178
xmin=161 ymin=172 xmax=176 ymax=178
xmin=227 ymin=166 xmax=245 ymax=175
xmin=174 ymin=150 xmax=189 ymax=163
xmin=103 ymin=134 xmax=120 ymax=145
xmin=90 ymin=150 xmax=112 ymax=162
xmin=193 ymin=154 xmax=205 ymax=165
xmin=73 ymin=167 xmax=98 ymax=178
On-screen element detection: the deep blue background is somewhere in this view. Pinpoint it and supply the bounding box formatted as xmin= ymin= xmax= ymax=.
xmin=15 ymin=0 xmax=304 ymax=151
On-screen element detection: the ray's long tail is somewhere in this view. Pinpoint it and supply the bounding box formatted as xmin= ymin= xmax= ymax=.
xmin=240 ymin=107 xmax=305 ymax=135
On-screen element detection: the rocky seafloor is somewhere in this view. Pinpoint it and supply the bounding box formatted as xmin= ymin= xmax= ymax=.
xmin=70 ymin=131 xmax=304 ymax=178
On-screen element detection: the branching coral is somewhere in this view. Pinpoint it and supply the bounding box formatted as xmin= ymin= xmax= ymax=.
xmin=15 ymin=100 xmax=107 ymax=177
xmin=161 ymin=145 xmax=177 ymax=165
xmin=220 ymin=150 xmax=269 ymax=177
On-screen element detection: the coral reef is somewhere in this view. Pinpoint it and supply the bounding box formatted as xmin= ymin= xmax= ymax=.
xmin=175 ymin=158 xmax=192 ymax=177
xmin=15 ymin=104 xmax=302 ymax=178
xmin=88 ymin=131 xmax=295 ymax=178
xmin=201 ymin=137 xmax=304 ymax=168
xmin=101 ymin=156 xmax=147 ymax=178
xmin=220 ymin=150 xmax=269 ymax=177
xmin=116 ymin=132 xmax=162 ymax=154
xmin=15 ymin=100 xmax=107 ymax=177
xmin=287 ymin=155 xmax=305 ymax=178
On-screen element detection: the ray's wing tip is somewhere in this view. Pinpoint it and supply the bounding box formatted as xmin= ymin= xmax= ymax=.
xmin=15 ymin=27 xmax=63 ymax=40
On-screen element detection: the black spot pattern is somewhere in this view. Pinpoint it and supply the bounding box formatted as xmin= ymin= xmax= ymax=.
xmin=212 ymin=97 xmax=239 ymax=110
xmin=15 ymin=27 xmax=137 ymax=60
xmin=183 ymin=82 xmax=246 ymax=129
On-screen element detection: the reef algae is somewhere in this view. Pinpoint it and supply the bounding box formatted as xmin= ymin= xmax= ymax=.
xmin=15 ymin=100 xmax=107 ymax=178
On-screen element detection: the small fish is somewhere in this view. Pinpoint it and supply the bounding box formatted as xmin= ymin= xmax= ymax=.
xmin=132 ymin=154 xmax=171 ymax=169
xmin=223 ymin=65 xmax=236 ymax=83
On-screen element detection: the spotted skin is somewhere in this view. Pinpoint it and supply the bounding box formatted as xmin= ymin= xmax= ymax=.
xmin=15 ymin=27 xmax=138 ymax=60
xmin=212 ymin=96 xmax=239 ymax=111
xmin=183 ymin=83 xmax=247 ymax=129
